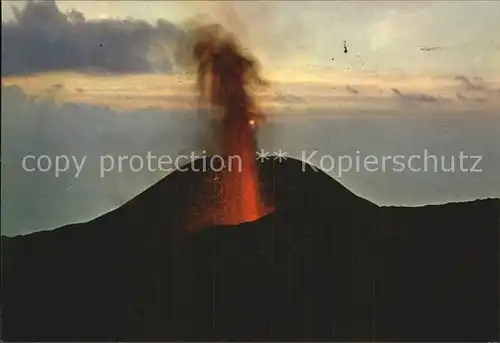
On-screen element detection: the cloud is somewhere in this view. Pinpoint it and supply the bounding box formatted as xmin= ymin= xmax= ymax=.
xmin=272 ymin=92 xmax=306 ymax=105
xmin=454 ymin=75 xmax=500 ymax=104
xmin=2 ymin=0 xmax=184 ymax=76
xmin=345 ymin=85 xmax=360 ymax=95
xmin=455 ymin=75 xmax=486 ymax=91
xmin=391 ymin=88 xmax=438 ymax=104
xmin=5 ymin=69 xmax=498 ymax=112
xmin=474 ymin=97 xmax=488 ymax=103
xmin=456 ymin=91 xmax=490 ymax=103
xmin=456 ymin=92 xmax=468 ymax=101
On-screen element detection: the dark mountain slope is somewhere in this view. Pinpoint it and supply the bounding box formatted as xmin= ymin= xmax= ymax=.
xmin=1 ymin=158 xmax=498 ymax=342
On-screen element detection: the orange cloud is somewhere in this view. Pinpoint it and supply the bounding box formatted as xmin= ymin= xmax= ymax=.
xmin=2 ymin=71 xmax=499 ymax=113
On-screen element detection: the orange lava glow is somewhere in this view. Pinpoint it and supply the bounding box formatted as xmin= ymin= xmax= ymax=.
xmin=189 ymin=24 xmax=273 ymax=229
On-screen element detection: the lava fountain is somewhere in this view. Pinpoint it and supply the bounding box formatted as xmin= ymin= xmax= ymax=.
xmin=187 ymin=24 xmax=274 ymax=230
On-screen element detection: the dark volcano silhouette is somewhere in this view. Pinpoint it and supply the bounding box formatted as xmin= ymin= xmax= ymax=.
xmin=1 ymin=157 xmax=499 ymax=342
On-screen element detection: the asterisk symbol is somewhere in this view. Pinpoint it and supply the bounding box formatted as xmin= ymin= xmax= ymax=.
xmin=274 ymin=148 xmax=288 ymax=163
xmin=256 ymin=149 xmax=270 ymax=163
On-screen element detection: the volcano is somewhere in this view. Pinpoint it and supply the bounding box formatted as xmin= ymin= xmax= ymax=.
xmin=1 ymin=157 xmax=499 ymax=342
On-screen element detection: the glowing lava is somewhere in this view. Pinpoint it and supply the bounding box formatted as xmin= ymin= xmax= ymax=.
xmin=189 ymin=24 xmax=273 ymax=229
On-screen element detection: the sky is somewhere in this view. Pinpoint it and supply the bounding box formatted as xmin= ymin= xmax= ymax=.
xmin=2 ymin=0 xmax=499 ymax=111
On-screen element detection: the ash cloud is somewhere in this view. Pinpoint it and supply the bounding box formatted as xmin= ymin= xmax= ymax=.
xmin=391 ymin=88 xmax=438 ymax=104
xmin=2 ymin=0 xmax=185 ymax=76
xmin=455 ymin=75 xmax=486 ymax=91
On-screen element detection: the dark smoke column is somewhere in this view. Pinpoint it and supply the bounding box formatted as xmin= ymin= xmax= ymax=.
xmin=190 ymin=24 xmax=272 ymax=229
